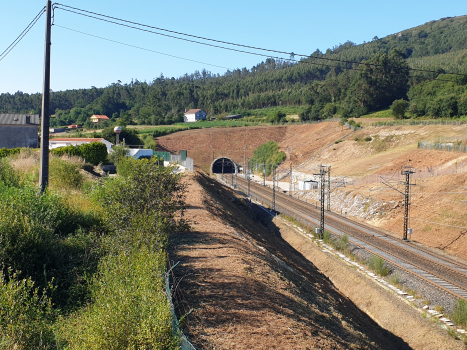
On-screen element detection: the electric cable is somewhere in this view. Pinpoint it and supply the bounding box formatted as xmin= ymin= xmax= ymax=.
xmin=0 ymin=7 xmax=46 ymax=62
xmin=55 ymin=25 xmax=232 ymax=70
xmin=409 ymin=218 xmax=467 ymax=230
xmin=52 ymin=3 xmax=467 ymax=78
xmin=52 ymin=5 xmax=355 ymax=72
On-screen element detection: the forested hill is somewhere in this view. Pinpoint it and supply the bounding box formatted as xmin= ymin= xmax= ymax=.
xmin=1 ymin=15 xmax=467 ymax=126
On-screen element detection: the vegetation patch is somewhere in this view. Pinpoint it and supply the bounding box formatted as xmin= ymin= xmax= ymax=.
xmin=0 ymin=153 xmax=186 ymax=349
xmin=250 ymin=141 xmax=287 ymax=176
xmin=368 ymin=255 xmax=390 ymax=276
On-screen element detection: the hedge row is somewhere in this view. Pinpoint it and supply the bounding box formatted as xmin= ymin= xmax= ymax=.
xmin=51 ymin=142 xmax=108 ymax=165
xmin=0 ymin=148 xmax=22 ymax=158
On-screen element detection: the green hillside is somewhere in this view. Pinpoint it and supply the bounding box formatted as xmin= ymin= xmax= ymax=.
xmin=1 ymin=15 xmax=467 ymax=125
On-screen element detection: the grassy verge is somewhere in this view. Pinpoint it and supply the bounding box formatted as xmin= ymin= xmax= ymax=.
xmin=0 ymin=151 xmax=186 ymax=349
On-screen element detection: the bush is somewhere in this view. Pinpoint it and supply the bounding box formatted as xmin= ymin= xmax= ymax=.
xmin=364 ymin=136 xmax=373 ymax=142
xmin=51 ymin=142 xmax=108 ymax=165
xmin=0 ymin=269 xmax=56 ymax=349
xmin=390 ymin=99 xmax=409 ymax=119
xmin=250 ymin=141 xmax=287 ymax=176
xmin=58 ymin=248 xmax=180 ymax=349
xmin=0 ymin=158 xmax=22 ymax=187
xmin=49 ymin=157 xmax=84 ymax=190
xmin=89 ymin=157 xmax=188 ymax=252
xmin=452 ymin=299 xmax=467 ymax=327
xmin=369 ymin=255 xmax=390 ymax=276
xmin=0 ymin=148 xmax=21 ymax=158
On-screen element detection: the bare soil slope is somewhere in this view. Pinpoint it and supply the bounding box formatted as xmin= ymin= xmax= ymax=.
xmin=169 ymin=173 xmax=463 ymax=349
xmin=156 ymin=122 xmax=349 ymax=172
xmin=160 ymin=122 xmax=467 ymax=261
xmin=169 ymin=173 xmax=410 ymax=349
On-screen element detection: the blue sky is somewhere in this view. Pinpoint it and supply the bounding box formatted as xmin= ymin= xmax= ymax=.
xmin=0 ymin=0 xmax=465 ymax=94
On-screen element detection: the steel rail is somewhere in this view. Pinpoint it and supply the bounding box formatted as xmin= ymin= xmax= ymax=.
xmin=231 ymin=176 xmax=467 ymax=300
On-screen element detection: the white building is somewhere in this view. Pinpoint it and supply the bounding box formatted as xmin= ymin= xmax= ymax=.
xmin=184 ymin=109 xmax=207 ymax=122
xmin=49 ymin=138 xmax=114 ymax=153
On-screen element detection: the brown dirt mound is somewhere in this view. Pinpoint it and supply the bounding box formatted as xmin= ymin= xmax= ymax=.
xmin=156 ymin=122 xmax=349 ymax=172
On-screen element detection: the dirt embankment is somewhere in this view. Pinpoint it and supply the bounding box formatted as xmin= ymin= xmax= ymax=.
xmin=160 ymin=122 xmax=467 ymax=261
xmin=156 ymin=122 xmax=349 ymax=172
xmin=169 ymin=173 xmax=463 ymax=349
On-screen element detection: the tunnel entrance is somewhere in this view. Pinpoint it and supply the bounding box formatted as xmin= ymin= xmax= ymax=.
xmin=211 ymin=157 xmax=238 ymax=174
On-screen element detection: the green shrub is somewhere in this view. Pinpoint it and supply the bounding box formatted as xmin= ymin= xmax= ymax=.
xmin=51 ymin=142 xmax=107 ymax=165
xmin=336 ymin=234 xmax=349 ymax=252
xmin=250 ymin=141 xmax=287 ymax=176
xmin=369 ymin=255 xmax=390 ymax=276
xmin=78 ymin=142 xmax=108 ymax=165
xmin=89 ymin=157 xmax=188 ymax=252
xmin=452 ymin=300 xmax=467 ymax=327
xmin=364 ymin=136 xmax=373 ymax=142
xmin=49 ymin=157 xmax=84 ymax=190
xmin=0 ymin=148 xmax=21 ymax=158
xmin=0 ymin=158 xmax=21 ymax=187
xmin=323 ymin=230 xmax=332 ymax=244
xmin=0 ymin=269 xmax=56 ymax=349
xmin=58 ymin=248 xmax=180 ymax=349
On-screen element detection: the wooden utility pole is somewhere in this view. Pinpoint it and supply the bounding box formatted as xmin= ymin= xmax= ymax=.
xmin=39 ymin=0 xmax=52 ymax=193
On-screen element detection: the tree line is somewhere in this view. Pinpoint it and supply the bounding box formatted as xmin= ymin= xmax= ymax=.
xmin=1 ymin=15 xmax=467 ymax=124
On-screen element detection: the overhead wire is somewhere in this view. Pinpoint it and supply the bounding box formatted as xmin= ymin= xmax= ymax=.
xmin=52 ymin=3 xmax=467 ymax=79
xmin=51 ymin=5 xmax=365 ymax=72
xmin=54 ymin=25 xmax=232 ymax=70
xmin=0 ymin=7 xmax=46 ymax=62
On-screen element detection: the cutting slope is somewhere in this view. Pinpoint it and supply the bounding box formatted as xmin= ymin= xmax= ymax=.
xmin=157 ymin=121 xmax=467 ymax=261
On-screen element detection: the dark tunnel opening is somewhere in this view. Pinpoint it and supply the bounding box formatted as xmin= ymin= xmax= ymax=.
xmin=211 ymin=157 xmax=237 ymax=174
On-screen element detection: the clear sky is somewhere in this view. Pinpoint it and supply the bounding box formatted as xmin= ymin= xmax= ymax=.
xmin=0 ymin=0 xmax=465 ymax=94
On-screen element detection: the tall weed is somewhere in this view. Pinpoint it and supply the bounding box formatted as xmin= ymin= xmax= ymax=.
xmin=452 ymin=299 xmax=467 ymax=327
xmin=369 ymin=255 xmax=390 ymax=276
xmin=58 ymin=248 xmax=180 ymax=349
xmin=0 ymin=269 xmax=55 ymax=349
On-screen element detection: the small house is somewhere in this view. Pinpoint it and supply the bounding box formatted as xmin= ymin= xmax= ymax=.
xmin=89 ymin=115 xmax=109 ymax=124
xmin=184 ymin=109 xmax=207 ymax=122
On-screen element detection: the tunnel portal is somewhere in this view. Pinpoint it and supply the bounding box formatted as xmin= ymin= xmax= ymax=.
xmin=211 ymin=157 xmax=238 ymax=174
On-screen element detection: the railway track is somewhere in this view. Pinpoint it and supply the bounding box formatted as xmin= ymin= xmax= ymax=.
xmin=226 ymin=175 xmax=467 ymax=300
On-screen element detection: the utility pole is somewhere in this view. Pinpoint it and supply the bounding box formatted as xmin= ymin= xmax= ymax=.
xmin=314 ymin=165 xmax=327 ymax=238
xmin=235 ymin=166 xmax=238 ymax=188
xmin=380 ymin=166 xmax=416 ymax=241
xmin=247 ymin=160 xmax=251 ymax=198
xmin=289 ymin=163 xmax=293 ymax=196
xmin=244 ymin=146 xmax=246 ymax=177
xmin=272 ymin=166 xmax=276 ymax=212
xmin=39 ymin=0 xmax=52 ymax=193
xmin=402 ymin=166 xmax=415 ymax=241
xmin=221 ymin=158 xmax=225 ymax=182
xmin=263 ymin=161 xmax=266 ymax=186
xmin=327 ymin=166 xmax=331 ymax=211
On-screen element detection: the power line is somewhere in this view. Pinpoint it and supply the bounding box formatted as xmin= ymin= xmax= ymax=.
xmin=0 ymin=7 xmax=45 ymax=62
xmin=410 ymin=218 xmax=467 ymax=230
xmin=53 ymin=3 xmax=467 ymax=78
xmin=54 ymin=25 xmax=232 ymax=70
xmin=52 ymin=5 xmax=351 ymax=73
